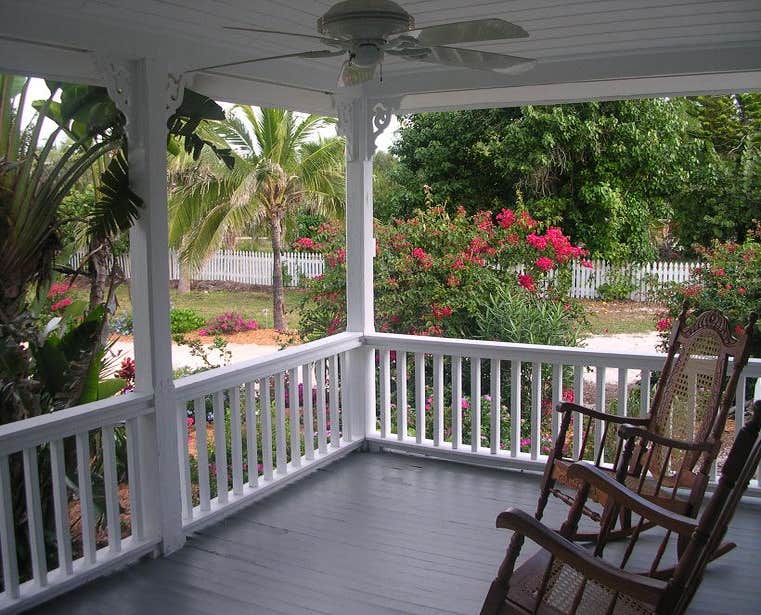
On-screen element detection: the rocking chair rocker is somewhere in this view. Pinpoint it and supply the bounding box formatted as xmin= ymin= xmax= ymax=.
xmin=535 ymin=307 xmax=756 ymax=559
xmin=481 ymin=399 xmax=761 ymax=615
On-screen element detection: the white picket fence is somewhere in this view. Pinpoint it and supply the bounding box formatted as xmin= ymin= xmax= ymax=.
xmin=70 ymin=250 xmax=697 ymax=299
xmin=70 ymin=250 xmax=325 ymax=287
xmin=569 ymin=259 xmax=698 ymax=301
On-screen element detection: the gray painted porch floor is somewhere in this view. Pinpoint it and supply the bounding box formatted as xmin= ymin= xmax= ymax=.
xmin=34 ymin=450 xmax=761 ymax=614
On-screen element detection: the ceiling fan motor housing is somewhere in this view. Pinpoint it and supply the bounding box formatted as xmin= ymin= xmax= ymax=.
xmin=317 ymin=0 xmax=415 ymax=41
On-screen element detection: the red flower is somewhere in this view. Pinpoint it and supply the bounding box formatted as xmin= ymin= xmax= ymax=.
xmin=411 ymin=247 xmax=433 ymax=270
xmin=535 ymin=256 xmax=555 ymax=272
xmin=656 ymin=318 xmax=671 ymax=332
xmin=562 ymin=389 xmax=575 ymax=403
xmin=496 ymin=208 xmax=516 ymax=229
xmin=48 ymin=281 xmax=71 ymax=298
xmin=432 ymin=305 xmax=453 ymax=320
xmin=738 ymin=287 xmax=747 ymax=295
xmin=734 ymin=324 xmax=745 ymax=337
xmin=581 ymin=259 xmax=594 ymax=269
xmin=713 ymin=267 xmax=725 ymax=277
xmin=518 ymin=273 xmax=536 ymax=292
xmin=51 ymin=297 xmax=72 ymax=312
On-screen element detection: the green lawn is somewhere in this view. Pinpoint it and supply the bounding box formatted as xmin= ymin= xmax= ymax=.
xmin=71 ymin=286 xmax=304 ymax=330
xmin=582 ymin=300 xmax=660 ymax=336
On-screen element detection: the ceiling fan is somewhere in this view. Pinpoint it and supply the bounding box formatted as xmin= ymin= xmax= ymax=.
xmin=197 ymin=0 xmax=536 ymax=87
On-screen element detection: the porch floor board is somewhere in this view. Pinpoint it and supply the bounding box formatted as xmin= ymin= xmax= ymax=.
xmin=33 ymin=451 xmax=761 ymax=614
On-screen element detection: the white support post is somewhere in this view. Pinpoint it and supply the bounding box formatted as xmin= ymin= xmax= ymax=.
xmin=335 ymin=96 xmax=397 ymax=440
xmin=99 ymin=57 xmax=186 ymax=554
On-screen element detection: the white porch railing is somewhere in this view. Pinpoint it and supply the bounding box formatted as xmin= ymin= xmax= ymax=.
xmin=1 ymin=332 xmax=759 ymax=613
xmin=173 ymin=332 xmax=363 ymax=532
xmin=0 ymin=393 xmax=159 ymax=612
xmin=363 ymin=333 xmax=761 ymax=486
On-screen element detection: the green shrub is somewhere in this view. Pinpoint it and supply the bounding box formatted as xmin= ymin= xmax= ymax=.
xmin=475 ymin=284 xmax=585 ymax=347
xmin=597 ymin=266 xmax=636 ymax=301
xmin=170 ymin=307 xmax=206 ymax=334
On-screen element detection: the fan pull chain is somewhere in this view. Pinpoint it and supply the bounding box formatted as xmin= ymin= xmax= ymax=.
xmin=379 ymin=61 xmax=383 ymax=83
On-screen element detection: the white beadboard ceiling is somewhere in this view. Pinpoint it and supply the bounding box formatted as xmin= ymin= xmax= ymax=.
xmin=0 ymin=0 xmax=759 ymax=114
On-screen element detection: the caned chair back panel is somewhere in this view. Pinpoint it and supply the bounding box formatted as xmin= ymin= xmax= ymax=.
xmin=648 ymin=311 xmax=746 ymax=483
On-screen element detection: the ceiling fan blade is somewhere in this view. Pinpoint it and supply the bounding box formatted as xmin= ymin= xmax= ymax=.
xmin=398 ymin=46 xmax=536 ymax=74
xmin=224 ymin=26 xmax=346 ymax=47
xmin=338 ymin=60 xmax=376 ymax=88
xmin=408 ymin=18 xmax=529 ymax=46
xmin=192 ymin=49 xmax=346 ymax=73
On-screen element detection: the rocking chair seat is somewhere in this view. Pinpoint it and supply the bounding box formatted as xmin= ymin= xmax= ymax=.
xmin=505 ymin=550 xmax=657 ymax=615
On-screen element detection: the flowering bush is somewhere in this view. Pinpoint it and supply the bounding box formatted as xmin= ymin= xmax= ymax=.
xmin=295 ymin=204 xmax=588 ymax=342
xmin=200 ymin=312 xmax=259 ymax=336
xmin=656 ymin=224 xmax=761 ymax=356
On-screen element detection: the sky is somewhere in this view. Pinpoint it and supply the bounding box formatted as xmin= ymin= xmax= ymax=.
xmin=23 ymin=77 xmax=400 ymax=152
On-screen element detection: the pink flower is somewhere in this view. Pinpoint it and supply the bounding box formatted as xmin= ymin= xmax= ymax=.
xmin=520 ymin=438 xmax=531 ymax=447
xmin=461 ymin=398 xmax=469 ymax=410
xmin=526 ymin=233 xmax=547 ymax=250
xmin=581 ymin=259 xmax=594 ymax=269
xmin=535 ymin=256 xmax=555 ymax=272
xmin=186 ymin=417 xmax=195 ymax=427
xmin=714 ymin=267 xmax=726 ymax=277
xmin=518 ymin=273 xmax=536 ymax=292
xmin=51 ymin=297 xmax=72 ymax=312
xmin=48 ymin=282 xmax=71 ymax=298
xmin=293 ymin=237 xmax=315 ymax=250
xmin=562 ymin=389 xmax=575 ymax=403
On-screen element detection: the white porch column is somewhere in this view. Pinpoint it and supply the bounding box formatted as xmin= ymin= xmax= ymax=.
xmin=336 ymin=96 xmax=396 ymax=439
xmin=98 ymin=57 xmax=186 ymax=554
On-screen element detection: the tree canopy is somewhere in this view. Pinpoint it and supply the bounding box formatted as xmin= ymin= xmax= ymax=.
xmin=380 ymin=96 xmax=761 ymax=260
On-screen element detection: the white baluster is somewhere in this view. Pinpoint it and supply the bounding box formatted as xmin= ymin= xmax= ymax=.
xmin=125 ymin=418 xmax=145 ymax=538
xmin=177 ymin=400 xmax=193 ymax=522
xmin=329 ymin=354 xmax=340 ymax=447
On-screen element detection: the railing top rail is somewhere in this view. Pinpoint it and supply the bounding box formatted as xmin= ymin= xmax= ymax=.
xmin=174 ymin=332 xmax=363 ymax=400
xmin=363 ymin=333 xmax=761 ymax=376
xmin=0 ymin=392 xmax=153 ymax=456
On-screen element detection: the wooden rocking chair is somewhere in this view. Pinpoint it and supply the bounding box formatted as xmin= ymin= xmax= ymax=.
xmin=535 ymin=307 xmax=756 ymax=556
xmin=481 ymin=400 xmax=761 ymax=615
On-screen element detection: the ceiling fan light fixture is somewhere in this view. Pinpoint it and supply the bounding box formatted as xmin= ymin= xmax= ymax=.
xmin=317 ymin=0 xmax=414 ymax=40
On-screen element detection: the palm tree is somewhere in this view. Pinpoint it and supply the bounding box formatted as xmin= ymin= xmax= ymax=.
xmin=168 ymin=106 xmax=345 ymax=331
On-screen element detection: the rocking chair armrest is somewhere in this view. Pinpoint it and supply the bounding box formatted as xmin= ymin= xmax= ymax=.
xmin=566 ymin=462 xmax=699 ymax=536
xmin=496 ymin=508 xmax=667 ymax=604
xmin=557 ymin=402 xmax=650 ymax=426
xmin=617 ymin=425 xmax=716 ymax=452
